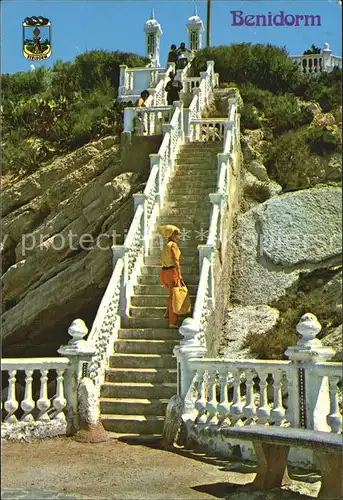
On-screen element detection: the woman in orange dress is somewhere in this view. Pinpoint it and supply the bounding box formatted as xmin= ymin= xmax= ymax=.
xmin=159 ymin=225 xmax=183 ymax=328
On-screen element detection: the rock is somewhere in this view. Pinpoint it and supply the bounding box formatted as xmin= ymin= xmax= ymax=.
xmin=241 ymin=130 xmax=265 ymax=163
xmin=247 ymin=161 xmax=269 ymax=181
xmin=311 ymin=112 xmax=336 ymax=127
xmin=162 ymin=395 xmax=184 ymax=448
xmin=322 ymin=324 xmax=342 ymax=361
xmin=1 ymin=136 xmax=151 ymax=357
xmin=326 ymin=153 xmax=342 ymax=181
xmin=231 ymin=187 xmax=342 ymax=305
xmin=302 ymin=101 xmax=322 ymax=116
xmin=220 ymin=305 xmax=280 ymax=358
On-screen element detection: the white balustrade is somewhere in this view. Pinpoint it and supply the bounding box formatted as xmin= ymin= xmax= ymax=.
xmin=1 ymin=359 xmax=70 ymax=423
xmin=176 ymin=313 xmax=342 ymax=446
xmin=290 ymin=43 xmax=342 ymax=74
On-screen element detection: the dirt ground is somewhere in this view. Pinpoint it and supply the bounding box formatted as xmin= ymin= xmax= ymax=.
xmin=1 ymin=436 xmax=320 ymax=500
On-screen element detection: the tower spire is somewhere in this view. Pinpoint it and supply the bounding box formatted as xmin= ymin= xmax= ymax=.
xmin=151 ymin=8 xmax=155 ymax=19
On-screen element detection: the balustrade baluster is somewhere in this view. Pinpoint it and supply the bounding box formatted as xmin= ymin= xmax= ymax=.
xmin=242 ymin=370 xmax=257 ymax=424
xmin=256 ymin=372 xmax=271 ymax=424
xmin=21 ymin=369 xmax=35 ymax=421
xmin=195 ymin=370 xmax=208 ymax=424
xmin=270 ymin=371 xmax=286 ymax=426
xmin=326 ymin=376 xmax=342 ymax=433
xmin=52 ymin=369 xmax=67 ymax=421
xmin=37 ymin=369 xmax=51 ymax=421
xmin=4 ymin=369 xmax=19 ymax=422
xmin=206 ymin=369 xmax=218 ymax=424
xmin=217 ymin=369 xmax=231 ymax=425
xmin=229 ymin=370 xmax=244 ymax=424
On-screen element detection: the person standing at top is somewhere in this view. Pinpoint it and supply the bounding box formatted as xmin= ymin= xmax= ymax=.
xmin=135 ymin=90 xmax=150 ymax=107
xmin=177 ymin=42 xmax=192 ymax=69
xmin=159 ymin=225 xmax=183 ymax=328
xmin=165 ymin=72 xmax=183 ymax=106
xmin=167 ymin=44 xmax=179 ymax=66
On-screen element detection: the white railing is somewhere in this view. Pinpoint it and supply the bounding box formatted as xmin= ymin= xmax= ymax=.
xmin=123 ymin=106 xmax=173 ymax=136
xmin=175 ymin=314 xmax=342 ymax=437
xmin=290 ymin=44 xmax=342 ymax=74
xmin=189 ymin=119 xmax=227 ymax=142
xmin=183 ymin=77 xmax=201 ymax=93
xmin=1 ymin=358 xmax=70 ymax=423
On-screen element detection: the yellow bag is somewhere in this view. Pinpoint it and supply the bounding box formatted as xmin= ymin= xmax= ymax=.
xmin=172 ymin=280 xmax=192 ymax=315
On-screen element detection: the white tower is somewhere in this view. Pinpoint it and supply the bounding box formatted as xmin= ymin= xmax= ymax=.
xmin=186 ymin=6 xmax=204 ymax=52
xmin=144 ymin=9 xmax=163 ymax=67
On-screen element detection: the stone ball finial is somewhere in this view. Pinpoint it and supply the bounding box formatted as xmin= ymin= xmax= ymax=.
xmin=68 ymin=318 xmax=89 ymax=344
xmin=323 ymin=42 xmax=330 ymax=50
xmin=296 ymin=313 xmax=321 ymax=340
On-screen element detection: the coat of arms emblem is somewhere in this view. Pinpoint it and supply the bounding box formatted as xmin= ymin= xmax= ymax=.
xmin=23 ymin=16 xmax=51 ymax=60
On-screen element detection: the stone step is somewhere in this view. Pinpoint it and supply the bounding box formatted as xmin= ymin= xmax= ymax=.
xmin=174 ymin=160 xmax=218 ymax=167
xmin=119 ymin=328 xmax=179 ymax=340
xmin=169 ymin=179 xmax=217 ymax=187
xmin=133 ymin=284 xmax=198 ymax=295
xmin=121 ymin=317 xmax=186 ymax=329
xmin=109 ymin=353 xmax=176 ymax=369
xmin=104 ymin=368 xmax=177 ymax=383
xmin=136 ymin=274 xmax=198 ymax=285
xmin=114 ymin=338 xmax=178 ymax=354
xmin=129 ymin=306 xmax=193 ymax=319
xmin=131 ymin=294 xmax=196 ymax=307
xmin=140 ymin=265 xmax=197 ymax=276
xmin=101 ymin=415 xmax=165 ymax=434
xmin=147 ymin=248 xmax=199 ymax=258
xmin=168 ymin=187 xmax=214 ymax=195
xmin=172 ymin=171 xmax=218 ymax=179
xmin=159 ymin=208 xmax=210 ymax=217
xmin=164 ymin=195 xmax=212 ymax=203
xmin=182 ymin=142 xmax=223 ymax=148
xmin=101 ymin=382 xmax=177 ymax=399
xmin=156 ymin=218 xmax=210 ymax=228
xmin=144 ymin=254 xmax=199 ymax=264
xmin=100 ymin=397 xmax=169 ymax=415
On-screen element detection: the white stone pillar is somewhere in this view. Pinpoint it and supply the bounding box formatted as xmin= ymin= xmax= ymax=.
xmin=58 ymin=319 xmax=95 ymax=436
xmin=321 ymin=42 xmax=332 ymax=72
xmin=285 ymin=313 xmax=335 ymax=431
xmin=118 ymin=65 xmax=128 ymax=97
xmin=174 ymin=320 xmax=207 ymax=416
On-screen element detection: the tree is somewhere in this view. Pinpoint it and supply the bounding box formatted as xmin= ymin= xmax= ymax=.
xmin=303 ymin=44 xmax=321 ymax=55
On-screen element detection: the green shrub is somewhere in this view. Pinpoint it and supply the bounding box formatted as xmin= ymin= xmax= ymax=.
xmin=305 ymin=126 xmax=341 ymax=155
xmin=240 ymin=104 xmax=261 ymax=131
xmin=239 ymin=83 xmax=274 ymax=110
xmin=192 ymin=43 xmax=300 ymax=93
xmin=264 ymin=129 xmax=325 ymax=190
xmin=295 ymin=67 xmax=342 ymax=112
xmin=264 ymin=94 xmax=313 ymax=135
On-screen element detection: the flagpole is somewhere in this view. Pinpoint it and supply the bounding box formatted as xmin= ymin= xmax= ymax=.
xmin=206 ymin=0 xmax=211 ymax=47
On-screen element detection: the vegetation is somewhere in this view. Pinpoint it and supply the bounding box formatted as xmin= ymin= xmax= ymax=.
xmin=244 ymin=266 xmax=342 ymax=360
xmin=2 ymin=50 xmax=148 ymax=177
xmin=192 ymin=43 xmax=300 ymax=93
xmin=303 ymin=44 xmax=321 ymax=55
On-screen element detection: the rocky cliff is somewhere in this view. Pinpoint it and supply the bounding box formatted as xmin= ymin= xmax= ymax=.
xmin=1 ymin=135 xmax=161 ymax=357
xmin=218 ymin=96 xmax=342 ymax=360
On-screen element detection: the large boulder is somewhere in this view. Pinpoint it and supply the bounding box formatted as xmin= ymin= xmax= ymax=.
xmin=231 ymin=186 xmax=342 ymax=305
xmin=220 ymin=305 xmax=280 ymax=359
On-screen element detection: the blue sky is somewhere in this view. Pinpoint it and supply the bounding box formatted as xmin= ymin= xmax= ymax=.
xmin=1 ymin=0 xmax=342 ymax=74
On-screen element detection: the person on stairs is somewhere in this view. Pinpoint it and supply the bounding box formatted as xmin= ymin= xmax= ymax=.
xmin=167 ymin=44 xmax=179 ymax=66
xmin=165 ymin=72 xmax=183 ymax=106
xmin=159 ymin=225 xmax=183 ymax=328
